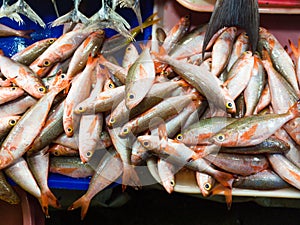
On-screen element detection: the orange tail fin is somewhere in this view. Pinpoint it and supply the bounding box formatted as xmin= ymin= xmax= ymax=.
xmin=68 ymin=195 xmax=91 ymax=220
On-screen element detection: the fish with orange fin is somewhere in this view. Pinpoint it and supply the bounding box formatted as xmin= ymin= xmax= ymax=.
xmin=27 ymin=147 xmax=61 ymax=217
xmin=0 ymin=73 xmax=70 ymax=170
xmin=68 ymin=148 xmax=123 ymax=220
xmin=211 ymin=100 xmax=300 ymax=147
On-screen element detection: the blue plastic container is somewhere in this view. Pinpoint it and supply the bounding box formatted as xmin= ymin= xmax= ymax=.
xmin=0 ymin=0 xmax=154 ymax=190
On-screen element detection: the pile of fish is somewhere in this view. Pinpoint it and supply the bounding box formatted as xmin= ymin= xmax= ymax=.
xmin=0 ymin=8 xmax=300 ymax=220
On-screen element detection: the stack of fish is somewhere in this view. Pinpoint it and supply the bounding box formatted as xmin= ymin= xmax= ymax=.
xmin=0 ymin=7 xmax=300 ymax=221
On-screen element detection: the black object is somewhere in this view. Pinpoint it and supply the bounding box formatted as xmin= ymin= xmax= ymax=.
xmin=202 ymin=0 xmax=259 ymax=55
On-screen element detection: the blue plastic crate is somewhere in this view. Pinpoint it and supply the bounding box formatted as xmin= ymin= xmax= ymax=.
xmin=0 ymin=0 xmax=154 ymax=190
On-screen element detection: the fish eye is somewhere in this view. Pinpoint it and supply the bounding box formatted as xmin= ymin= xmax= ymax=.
xmin=243 ymin=33 xmax=248 ymax=37
xmin=49 ymin=39 xmax=55 ymax=44
xmin=216 ymin=134 xmax=225 ymax=142
xmin=60 ymin=74 xmax=66 ymax=79
xmin=86 ymin=151 xmax=92 ymax=157
xmin=108 ymin=82 xmax=115 ymax=89
xmin=128 ymin=93 xmax=135 ymax=100
xmin=53 ymin=151 xmax=60 ymax=156
xmin=127 ymin=46 xmax=132 ymax=51
xmin=170 ymin=180 xmax=175 ymax=187
xmin=204 ymin=183 xmax=212 ymax=191
xmin=160 ymin=70 xmax=169 ymax=76
xmin=77 ymin=106 xmax=86 ymax=113
xmin=226 ymin=101 xmax=233 ymax=109
xmin=123 ymin=127 xmax=130 ymax=134
xmin=176 ymin=134 xmax=183 ymax=141
xmin=67 ymin=127 xmax=73 ymax=134
xmin=10 ymin=87 xmax=16 ymax=91
xmin=143 ymin=141 xmax=149 ymax=147
xmin=8 ymin=119 xmax=17 ymax=126
xmin=43 ymin=60 xmax=51 ymax=67
xmin=38 ymin=86 xmax=46 ymax=93
xmin=109 ymin=117 xmax=116 ymax=124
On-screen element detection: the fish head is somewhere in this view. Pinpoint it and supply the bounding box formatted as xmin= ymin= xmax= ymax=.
xmin=137 ymin=135 xmax=159 ymax=151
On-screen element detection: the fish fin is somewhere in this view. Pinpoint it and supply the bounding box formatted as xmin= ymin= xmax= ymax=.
xmin=122 ymin=164 xmax=142 ymax=191
xmin=16 ymin=29 xmax=34 ymax=39
xmin=40 ymin=193 xmax=49 ymax=218
xmin=68 ymin=195 xmax=91 ymax=220
xmin=45 ymin=188 xmax=61 ymax=209
xmin=211 ymin=183 xmax=233 ymax=210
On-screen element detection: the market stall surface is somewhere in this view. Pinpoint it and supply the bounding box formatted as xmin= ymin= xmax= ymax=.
xmin=45 ymin=187 xmax=300 ymax=225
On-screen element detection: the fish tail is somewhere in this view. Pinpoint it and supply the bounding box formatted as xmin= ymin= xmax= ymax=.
xmin=289 ymin=39 xmax=300 ymax=58
xmin=45 ymin=188 xmax=61 ymax=209
xmin=16 ymin=29 xmax=34 ymax=39
xmin=40 ymin=193 xmax=49 ymax=218
xmin=122 ymin=164 xmax=142 ymax=191
xmin=211 ymin=183 xmax=233 ymax=210
xmin=68 ymin=195 xmax=91 ymax=220
xmin=51 ymin=11 xmax=73 ymax=27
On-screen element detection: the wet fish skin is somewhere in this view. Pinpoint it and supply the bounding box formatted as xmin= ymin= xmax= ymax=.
xmin=227 ymin=32 xmax=249 ymax=71
xmin=205 ymin=153 xmax=269 ymax=176
xmin=119 ymin=93 xmax=198 ymax=138
xmin=125 ymin=47 xmax=155 ymax=110
xmin=220 ymin=136 xmax=290 ymax=155
xmin=50 ymin=156 xmax=94 ymax=178
xmin=0 ymin=86 xmax=25 ymax=105
xmin=162 ymin=14 xmax=191 ymax=54
xmin=66 ymin=30 xmax=105 ymax=78
xmin=12 ymin=38 xmax=57 ymax=66
xmin=177 ymin=117 xmax=236 ymax=145
xmin=233 ymin=169 xmax=290 ymax=190
xmin=153 ymin=52 xmax=236 ymax=114
xmin=258 ymin=27 xmax=300 ymax=96
xmin=27 ymin=100 xmax=64 ymax=155
xmin=211 ymin=27 xmax=237 ymax=77
xmin=211 ymin=100 xmax=300 ymax=147
xmin=244 ymin=54 xmax=266 ymax=116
